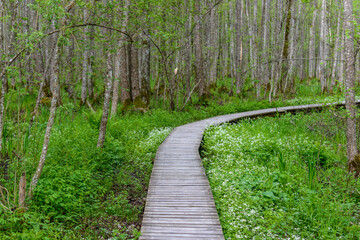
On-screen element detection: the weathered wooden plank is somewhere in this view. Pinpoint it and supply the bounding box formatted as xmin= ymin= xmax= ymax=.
xmin=141 ymin=226 xmax=222 ymax=234
xmin=140 ymin=234 xmax=224 ymax=240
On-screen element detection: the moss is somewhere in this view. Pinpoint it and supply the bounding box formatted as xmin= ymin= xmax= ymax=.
xmin=121 ymin=99 xmax=133 ymax=112
xmin=133 ymin=96 xmax=147 ymax=109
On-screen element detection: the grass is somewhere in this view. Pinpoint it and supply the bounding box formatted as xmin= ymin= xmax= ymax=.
xmin=201 ymin=110 xmax=360 ymax=239
xmin=0 ymin=78 xmax=357 ymax=239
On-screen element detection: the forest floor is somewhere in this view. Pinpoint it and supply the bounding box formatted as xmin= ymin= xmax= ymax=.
xmin=0 ymin=80 xmax=358 ymax=239
xmin=202 ymin=111 xmax=360 ymax=239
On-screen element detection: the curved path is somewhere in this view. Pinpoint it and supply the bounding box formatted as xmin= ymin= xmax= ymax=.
xmin=140 ymin=101 xmax=357 ymax=240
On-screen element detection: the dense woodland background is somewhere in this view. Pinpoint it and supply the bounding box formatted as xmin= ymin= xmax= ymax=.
xmin=0 ymin=0 xmax=360 ymax=239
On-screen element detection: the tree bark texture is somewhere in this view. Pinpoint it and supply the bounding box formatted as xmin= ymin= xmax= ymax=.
xmin=97 ymin=52 xmax=113 ymax=148
xmin=194 ymin=0 xmax=206 ymax=98
xmin=120 ymin=0 xmax=131 ymax=107
xmin=343 ymin=0 xmax=358 ymax=174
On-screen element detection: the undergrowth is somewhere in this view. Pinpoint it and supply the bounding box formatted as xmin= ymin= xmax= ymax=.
xmin=0 ymin=78 xmax=355 ymax=239
xmin=201 ymin=110 xmax=360 ymax=239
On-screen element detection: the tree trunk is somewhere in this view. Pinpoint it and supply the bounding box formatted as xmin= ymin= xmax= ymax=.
xmin=140 ymin=32 xmax=151 ymax=107
xmin=209 ymin=4 xmax=218 ymax=87
xmin=252 ymin=0 xmax=260 ymax=98
xmin=331 ymin=6 xmax=342 ymax=91
xmin=261 ymin=0 xmax=270 ymax=97
xmin=235 ymin=0 xmax=243 ymax=94
xmin=318 ymin=0 xmax=328 ymax=93
xmin=111 ymin=48 xmax=120 ymax=117
xmin=88 ymin=24 xmax=95 ymax=101
xmin=343 ymin=0 xmax=358 ymax=175
xmin=0 ymin=0 xmax=4 ymax=149
xmin=339 ymin=26 xmax=345 ymax=86
xmin=18 ymin=173 xmax=26 ymax=208
xmin=184 ymin=0 xmax=192 ymax=101
xmin=120 ymin=0 xmax=131 ymax=108
xmin=284 ymin=0 xmax=297 ymax=93
xmin=131 ymin=43 xmax=141 ymax=106
xmin=0 ymin=78 xmax=5 ymax=152
xmin=81 ymin=13 xmax=88 ymax=105
xmin=97 ymin=52 xmax=113 ymax=148
xmin=81 ymin=8 xmax=89 ymax=106
xmin=309 ymin=0 xmax=317 ymax=78
xmin=194 ymin=0 xmax=206 ymax=98
xmin=29 ymin=0 xmax=75 ymax=197
xmin=280 ymin=0 xmax=293 ymax=92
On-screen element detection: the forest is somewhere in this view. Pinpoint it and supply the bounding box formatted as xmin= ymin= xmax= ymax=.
xmin=0 ymin=0 xmax=360 ymax=239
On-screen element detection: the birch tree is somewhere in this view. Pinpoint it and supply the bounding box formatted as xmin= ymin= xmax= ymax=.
xmin=29 ymin=1 xmax=76 ymax=197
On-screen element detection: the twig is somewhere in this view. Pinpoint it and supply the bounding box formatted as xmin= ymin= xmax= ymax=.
xmin=180 ymin=79 xmax=201 ymax=111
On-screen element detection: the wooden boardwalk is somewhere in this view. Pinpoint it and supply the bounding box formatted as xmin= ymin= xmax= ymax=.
xmin=140 ymin=102 xmax=357 ymax=240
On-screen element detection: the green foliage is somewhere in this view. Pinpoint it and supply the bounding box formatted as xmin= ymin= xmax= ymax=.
xmin=202 ymin=112 xmax=360 ymax=239
xmin=0 ymin=73 xmax=355 ymax=239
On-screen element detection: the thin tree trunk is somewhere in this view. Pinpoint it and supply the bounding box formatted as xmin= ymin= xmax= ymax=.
xmin=318 ymin=0 xmax=328 ymax=93
xmin=194 ymin=0 xmax=206 ymax=98
xmin=261 ymin=0 xmax=270 ymax=97
xmin=97 ymin=52 xmax=113 ymax=148
xmin=184 ymin=1 xmax=192 ymax=100
xmin=81 ymin=8 xmax=89 ymax=106
xmin=111 ymin=48 xmax=120 ymax=117
xmin=284 ymin=0 xmax=297 ymax=93
xmin=252 ymin=0 xmax=260 ymax=98
xmin=131 ymin=43 xmax=141 ymax=106
xmin=209 ymin=4 xmax=218 ymax=87
xmin=309 ymin=0 xmax=317 ymax=78
xmin=343 ymin=0 xmax=358 ymax=175
xmin=120 ymin=0 xmax=131 ymax=108
xmin=229 ymin=0 xmax=235 ymax=83
xmin=235 ymin=0 xmax=243 ymax=94
xmin=29 ymin=0 xmax=75 ymax=197
xmin=29 ymin=89 xmax=58 ymax=197
xmin=280 ymin=0 xmax=293 ymax=93
xmin=0 ymin=0 xmax=4 ymax=149
xmin=339 ymin=26 xmax=345 ymax=86
xmin=331 ymin=6 xmax=342 ymax=91
xmin=0 ymin=78 xmax=5 ymax=152
xmin=88 ymin=24 xmax=95 ymax=100
xmin=140 ymin=31 xmax=151 ymax=107
xmin=18 ymin=173 xmax=26 ymax=208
